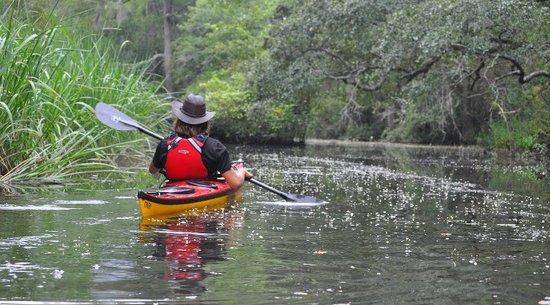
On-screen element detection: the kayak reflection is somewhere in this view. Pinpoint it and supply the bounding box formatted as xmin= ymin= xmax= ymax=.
xmin=139 ymin=208 xmax=243 ymax=294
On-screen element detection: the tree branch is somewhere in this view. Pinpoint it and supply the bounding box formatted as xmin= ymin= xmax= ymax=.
xmin=401 ymin=56 xmax=441 ymax=82
xmin=497 ymin=55 xmax=550 ymax=84
xmin=320 ymin=64 xmax=385 ymax=91
xmin=469 ymin=60 xmax=485 ymax=90
xmin=307 ymin=48 xmax=385 ymax=91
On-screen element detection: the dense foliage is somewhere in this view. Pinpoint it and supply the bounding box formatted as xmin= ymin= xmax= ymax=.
xmin=2 ymin=0 xmax=550 ymax=176
xmin=0 ymin=3 xmax=166 ymax=184
xmin=174 ymin=0 xmax=282 ymax=142
xmin=257 ymin=0 xmax=550 ymax=147
xmin=175 ymin=0 xmax=548 ymax=149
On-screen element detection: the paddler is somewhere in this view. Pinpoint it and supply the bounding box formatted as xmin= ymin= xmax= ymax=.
xmin=148 ymin=93 xmax=253 ymax=189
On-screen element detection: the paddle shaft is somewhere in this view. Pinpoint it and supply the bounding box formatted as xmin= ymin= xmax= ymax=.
xmin=117 ymin=117 xmax=163 ymax=140
xmin=246 ymin=177 xmax=292 ymax=201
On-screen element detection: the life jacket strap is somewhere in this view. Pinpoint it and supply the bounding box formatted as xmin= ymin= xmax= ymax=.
xmin=167 ymin=136 xmax=183 ymax=150
xmin=187 ymin=137 xmax=203 ymax=153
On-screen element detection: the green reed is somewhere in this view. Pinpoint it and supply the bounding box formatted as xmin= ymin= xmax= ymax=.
xmin=0 ymin=13 xmax=167 ymax=185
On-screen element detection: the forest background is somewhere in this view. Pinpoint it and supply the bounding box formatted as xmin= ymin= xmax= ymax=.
xmin=1 ymin=0 xmax=549 ymax=183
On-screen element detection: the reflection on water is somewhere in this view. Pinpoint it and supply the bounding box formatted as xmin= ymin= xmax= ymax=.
xmin=137 ymin=209 xmax=243 ymax=296
xmin=0 ymin=143 xmax=548 ymax=304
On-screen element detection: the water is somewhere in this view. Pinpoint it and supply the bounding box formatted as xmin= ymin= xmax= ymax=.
xmin=0 ymin=143 xmax=548 ymax=304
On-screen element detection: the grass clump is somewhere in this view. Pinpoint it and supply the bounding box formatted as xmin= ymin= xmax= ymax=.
xmin=0 ymin=8 xmax=166 ymax=186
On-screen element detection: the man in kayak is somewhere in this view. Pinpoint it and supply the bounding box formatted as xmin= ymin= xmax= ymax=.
xmin=148 ymin=93 xmax=252 ymax=189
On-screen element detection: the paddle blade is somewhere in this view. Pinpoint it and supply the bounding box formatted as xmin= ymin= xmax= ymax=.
xmin=95 ymin=102 xmax=140 ymax=131
xmin=247 ymin=177 xmax=323 ymax=204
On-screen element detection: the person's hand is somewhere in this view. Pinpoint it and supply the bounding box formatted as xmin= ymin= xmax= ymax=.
xmin=243 ymin=168 xmax=254 ymax=180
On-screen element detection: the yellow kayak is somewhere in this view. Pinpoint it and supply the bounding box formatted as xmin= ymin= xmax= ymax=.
xmin=137 ymin=179 xmax=241 ymax=219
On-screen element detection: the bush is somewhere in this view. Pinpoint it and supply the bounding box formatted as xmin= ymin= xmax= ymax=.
xmin=479 ymin=119 xmax=540 ymax=151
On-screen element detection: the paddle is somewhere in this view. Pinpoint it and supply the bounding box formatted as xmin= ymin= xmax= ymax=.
xmin=94 ymin=102 xmax=323 ymax=204
xmin=246 ymin=177 xmax=323 ymax=203
xmin=95 ymin=102 xmax=164 ymax=141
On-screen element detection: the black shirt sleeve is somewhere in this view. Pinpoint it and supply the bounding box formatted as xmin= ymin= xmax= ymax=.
xmin=202 ymin=137 xmax=232 ymax=177
xmin=151 ymin=136 xmax=171 ymax=169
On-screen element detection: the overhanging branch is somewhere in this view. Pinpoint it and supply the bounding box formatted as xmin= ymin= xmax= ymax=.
xmin=401 ymin=56 xmax=441 ymax=82
xmin=497 ymin=55 xmax=550 ymax=84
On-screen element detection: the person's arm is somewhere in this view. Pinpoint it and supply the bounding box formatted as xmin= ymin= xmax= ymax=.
xmin=204 ymin=138 xmax=252 ymax=189
xmin=149 ymin=138 xmax=168 ymax=175
xmin=222 ymin=166 xmax=253 ymax=190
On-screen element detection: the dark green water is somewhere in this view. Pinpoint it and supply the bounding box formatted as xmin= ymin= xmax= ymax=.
xmin=0 ymin=143 xmax=548 ymax=304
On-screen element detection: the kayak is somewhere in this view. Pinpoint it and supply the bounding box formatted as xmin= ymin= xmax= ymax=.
xmin=137 ymin=179 xmax=241 ymax=219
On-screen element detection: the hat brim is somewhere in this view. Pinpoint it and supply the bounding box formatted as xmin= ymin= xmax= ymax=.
xmin=171 ymin=101 xmax=215 ymax=125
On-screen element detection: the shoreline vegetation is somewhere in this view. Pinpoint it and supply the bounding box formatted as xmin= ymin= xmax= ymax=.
xmin=0 ymin=10 xmax=167 ymax=186
xmin=306 ymin=138 xmax=548 ymax=163
xmin=1 ymin=1 xmax=549 ymax=188
xmin=305 ymin=138 xmax=485 ymax=151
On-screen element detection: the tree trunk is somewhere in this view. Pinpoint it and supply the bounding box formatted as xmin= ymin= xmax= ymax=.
xmin=93 ymin=0 xmax=106 ymax=31
xmin=163 ymin=0 xmax=175 ymax=94
xmin=116 ymin=0 xmax=129 ymax=25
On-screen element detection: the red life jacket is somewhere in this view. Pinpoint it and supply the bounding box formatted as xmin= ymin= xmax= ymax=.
xmin=164 ymin=135 xmax=208 ymax=181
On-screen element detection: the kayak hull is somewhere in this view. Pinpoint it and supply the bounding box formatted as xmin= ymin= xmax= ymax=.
xmin=137 ymin=179 xmax=239 ymax=219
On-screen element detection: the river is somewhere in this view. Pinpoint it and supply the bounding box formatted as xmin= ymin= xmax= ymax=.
xmin=0 ymin=143 xmax=548 ymax=304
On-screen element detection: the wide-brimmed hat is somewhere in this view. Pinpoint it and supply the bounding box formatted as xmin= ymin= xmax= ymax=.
xmin=171 ymin=94 xmax=215 ymax=125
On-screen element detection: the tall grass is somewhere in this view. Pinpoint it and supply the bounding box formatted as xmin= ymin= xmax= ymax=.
xmin=0 ymin=9 xmax=167 ymax=185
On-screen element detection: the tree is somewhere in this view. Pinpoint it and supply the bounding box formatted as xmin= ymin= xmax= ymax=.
xmin=377 ymin=0 xmax=550 ymax=144
xmin=163 ymin=0 xmax=175 ymax=93
xmin=253 ymin=0 xmax=410 ymax=141
xmin=174 ymin=0 xmax=283 ymax=142
xmin=79 ymin=0 xmax=193 ymax=93
xmin=255 ymin=0 xmax=550 ymax=145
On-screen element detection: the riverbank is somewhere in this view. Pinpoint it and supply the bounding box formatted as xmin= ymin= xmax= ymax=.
xmin=305 ymin=138 xmax=548 ymax=179
xmin=306 ymin=138 xmax=549 ymax=158
xmin=305 ymin=138 xmax=487 ymax=154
